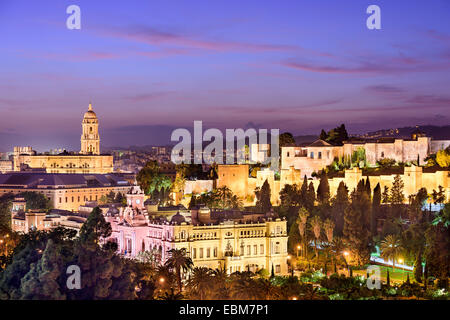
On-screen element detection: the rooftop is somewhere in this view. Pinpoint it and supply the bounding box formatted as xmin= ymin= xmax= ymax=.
xmin=0 ymin=172 xmax=130 ymax=189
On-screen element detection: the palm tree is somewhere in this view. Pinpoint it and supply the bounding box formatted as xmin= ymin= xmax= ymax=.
xmin=310 ymin=215 xmax=322 ymax=261
xmin=323 ymin=219 xmax=334 ymax=244
xmin=380 ymin=235 xmax=403 ymax=270
xmin=165 ymin=248 xmax=193 ymax=293
xmin=211 ymin=268 xmax=230 ymax=299
xmin=229 ymin=272 xmax=256 ymax=299
xmin=296 ymin=208 xmax=309 ymax=258
xmin=186 ymin=267 xmax=213 ymax=300
xmin=431 ymin=186 xmax=445 ymax=210
xmin=230 ymin=195 xmax=244 ymax=210
xmin=330 ymin=237 xmax=347 ymax=271
xmin=254 ymin=278 xmax=280 ymax=300
xmin=215 ymin=186 xmax=233 ymax=209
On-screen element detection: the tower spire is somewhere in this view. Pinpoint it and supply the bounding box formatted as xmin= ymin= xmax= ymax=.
xmin=88 ymin=101 xmax=93 ymax=111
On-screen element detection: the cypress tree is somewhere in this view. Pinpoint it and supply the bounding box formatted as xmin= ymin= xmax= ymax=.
xmin=382 ymin=186 xmax=390 ymax=204
xmin=256 ymin=180 xmax=272 ymax=213
xmin=371 ymin=183 xmax=382 ymax=237
xmin=320 ymin=129 xmax=328 ymax=141
xmin=306 ymin=182 xmax=316 ymax=211
xmin=390 ymin=175 xmax=405 ymax=205
xmin=317 ymin=173 xmax=330 ymax=205
xmin=365 ymin=177 xmax=371 ymax=200
xmin=332 ymin=181 xmax=349 ymax=236
xmin=299 ymin=175 xmax=308 ymax=207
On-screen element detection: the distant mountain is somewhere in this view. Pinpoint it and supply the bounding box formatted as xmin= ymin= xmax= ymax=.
xmin=293 ymin=135 xmax=318 ymax=145
xmin=354 ymin=125 xmax=450 ymax=140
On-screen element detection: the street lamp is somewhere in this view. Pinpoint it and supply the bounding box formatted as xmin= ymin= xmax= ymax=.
xmin=342 ymin=251 xmax=350 ymax=276
xmin=297 ymin=245 xmax=301 ymax=257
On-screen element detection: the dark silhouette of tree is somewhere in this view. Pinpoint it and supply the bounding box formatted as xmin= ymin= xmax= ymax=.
xmin=319 ymin=129 xmax=327 ymax=141
xmin=424 ymin=222 xmax=450 ymax=288
xmin=255 ymin=180 xmax=272 ymax=213
xmin=343 ymin=189 xmax=371 ymax=266
xmin=279 ymin=132 xmax=295 ymax=147
xmin=317 ymin=173 xmax=330 ymax=205
xmin=382 ymin=186 xmax=390 ymax=204
xmin=165 ymin=248 xmax=193 ymax=293
xmin=371 ymin=183 xmax=382 ymax=237
xmin=332 ymin=182 xmax=349 ymax=236
xmin=186 ymin=267 xmax=213 ymax=300
xmin=305 ymin=182 xmax=316 ymax=211
xmin=299 ymin=175 xmax=308 ymax=207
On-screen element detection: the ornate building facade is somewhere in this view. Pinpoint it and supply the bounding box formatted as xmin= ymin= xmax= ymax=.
xmin=106 ymin=186 xmax=289 ymax=275
xmin=12 ymin=103 xmax=113 ymax=174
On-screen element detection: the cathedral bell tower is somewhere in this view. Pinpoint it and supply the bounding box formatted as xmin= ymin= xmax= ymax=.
xmin=80 ymin=102 xmax=100 ymax=155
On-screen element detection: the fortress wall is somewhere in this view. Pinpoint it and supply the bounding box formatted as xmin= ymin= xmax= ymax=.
xmin=184 ymin=180 xmax=214 ymax=195
xmin=217 ymin=164 xmax=249 ymax=199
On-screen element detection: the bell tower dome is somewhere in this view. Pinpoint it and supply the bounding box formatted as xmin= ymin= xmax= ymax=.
xmin=80 ymin=102 xmax=100 ymax=155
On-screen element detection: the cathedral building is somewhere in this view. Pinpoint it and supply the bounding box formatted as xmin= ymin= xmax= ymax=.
xmin=12 ymin=103 xmax=113 ymax=174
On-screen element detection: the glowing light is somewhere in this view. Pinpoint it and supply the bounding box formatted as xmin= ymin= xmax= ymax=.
xmin=287 ymin=255 xmax=291 ymax=260
xmin=159 ymin=277 xmax=165 ymax=284
xmin=398 ymin=258 xmax=404 ymax=264
xmin=343 ymin=251 xmax=349 ymax=256
xmin=297 ymin=245 xmax=301 ymax=250
xmin=292 ymin=297 xmax=298 ymax=300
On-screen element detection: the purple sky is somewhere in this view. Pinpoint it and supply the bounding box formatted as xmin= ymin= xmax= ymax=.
xmin=1 ymin=0 xmax=450 ymax=151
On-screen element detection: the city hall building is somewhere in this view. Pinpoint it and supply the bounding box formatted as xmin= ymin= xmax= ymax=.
xmin=106 ymin=186 xmax=289 ymax=275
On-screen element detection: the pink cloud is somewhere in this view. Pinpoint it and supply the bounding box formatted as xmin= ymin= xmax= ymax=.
xmin=99 ymin=25 xmax=300 ymax=53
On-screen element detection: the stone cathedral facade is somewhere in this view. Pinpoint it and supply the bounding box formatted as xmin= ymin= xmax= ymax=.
xmin=12 ymin=103 xmax=113 ymax=174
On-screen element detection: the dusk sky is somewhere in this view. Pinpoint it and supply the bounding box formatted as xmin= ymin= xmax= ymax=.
xmin=1 ymin=0 xmax=449 ymax=151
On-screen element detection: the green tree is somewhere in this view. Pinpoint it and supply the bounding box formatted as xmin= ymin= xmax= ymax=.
xmin=79 ymin=207 xmax=112 ymax=245
xmin=19 ymin=239 xmax=65 ymax=300
xmin=136 ymin=160 xmax=160 ymax=195
xmin=186 ymin=267 xmax=213 ymax=300
xmin=310 ymin=215 xmax=322 ymax=261
xmin=431 ymin=186 xmax=445 ymax=209
xmin=296 ymin=208 xmax=309 ymax=259
xmin=424 ymin=222 xmax=450 ymax=288
xmin=279 ymin=132 xmax=295 ymax=147
xmin=165 ymin=248 xmax=193 ymax=293
xmin=390 ymin=175 xmax=405 ymax=205
xmin=343 ymin=190 xmax=371 ymax=266
xmin=435 ymin=148 xmax=450 ymax=167
xmin=380 ymin=235 xmax=403 ymax=270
